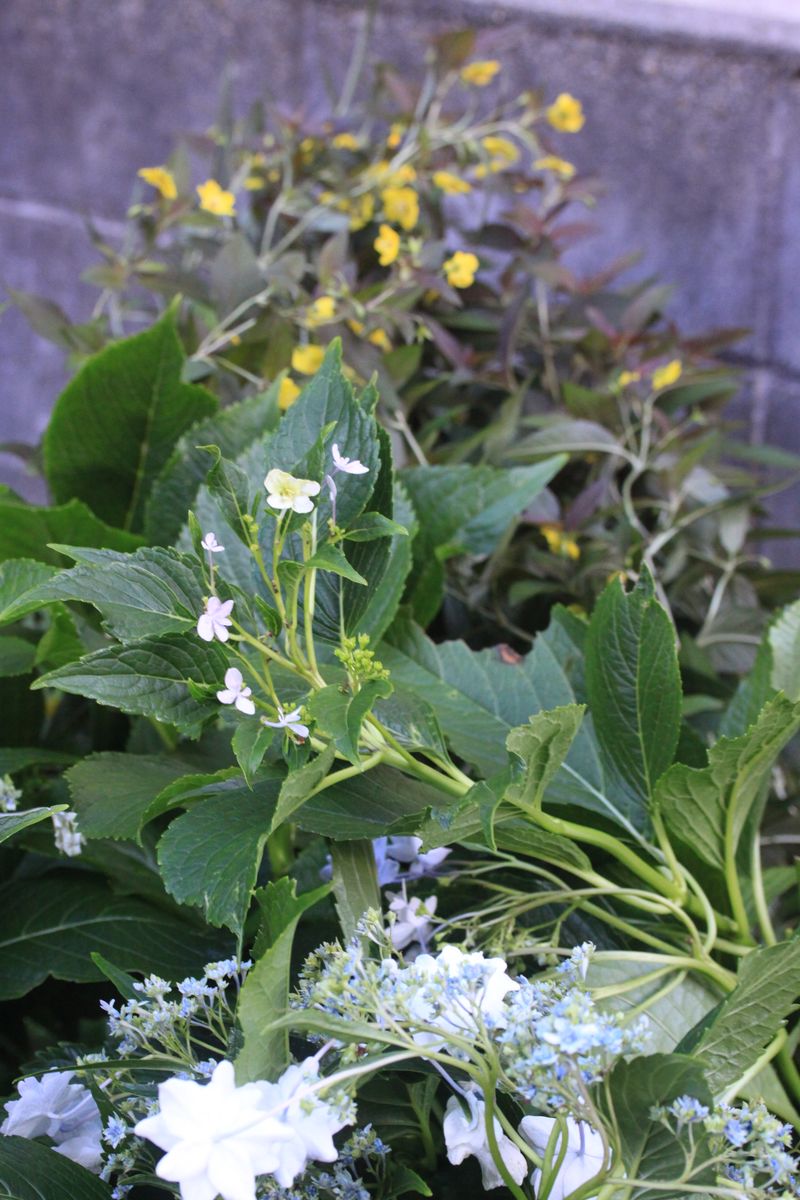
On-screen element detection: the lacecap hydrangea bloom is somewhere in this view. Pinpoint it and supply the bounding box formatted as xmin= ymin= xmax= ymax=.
xmin=1 ymin=1070 xmax=103 ymax=1171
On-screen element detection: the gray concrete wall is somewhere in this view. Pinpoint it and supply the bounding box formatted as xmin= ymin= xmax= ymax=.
xmin=1 ymin=0 xmax=799 ymax=560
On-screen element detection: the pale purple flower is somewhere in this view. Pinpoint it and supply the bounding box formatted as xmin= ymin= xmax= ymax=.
xmin=261 ymin=705 xmax=309 ymax=739
xmin=197 ymin=596 xmax=234 ymax=643
xmin=200 ymin=532 xmax=224 ymax=553
xmin=331 ymin=444 xmax=369 ymax=475
xmin=387 ymin=892 xmax=437 ymax=951
xmin=2 ymin=1071 xmax=103 ymax=1172
xmin=217 ymin=668 xmax=256 ymax=715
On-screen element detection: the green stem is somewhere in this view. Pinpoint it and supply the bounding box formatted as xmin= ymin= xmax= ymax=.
xmin=750 ymin=834 xmax=777 ymax=947
xmin=482 ymin=1083 xmax=528 ymax=1200
xmin=719 ymin=1028 xmax=787 ymax=1104
xmin=650 ymin=809 xmax=687 ymax=902
xmin=723 ymin=819 xmax=756 ymax=945
xmin=776 ymin=1041 xmax=800 ymax=1109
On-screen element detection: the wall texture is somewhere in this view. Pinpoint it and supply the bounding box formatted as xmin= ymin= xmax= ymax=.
xmin=1 ymin=0 xmax=799 ymax=559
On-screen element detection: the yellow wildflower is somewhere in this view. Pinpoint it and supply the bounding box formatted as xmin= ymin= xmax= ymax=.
xmin=391 ymin=163 xmax=417 ymax=186
xmin=460 ymin=59 xmax=501 ymax=87
xmin=197 ymin=179 xmax=236 ymax=217
xmin=349 ymin=192 xmax=375 ymax=231
xmin=368 ymin=329 xmax=392 ymax=353
xmin=381 ymin=186 xmax=419 ymax=231
xmin=229 ymin=333 xmax=242 ymax=347
xmin=299 ymin=136 xmax=317 ymax=162
xmin=443 ymin=250 xmax=479 ymax=289
xmin=433 ymin=170 xmax=472 ymax=195
xmin=618 ymin=370 xmax=641 ymax=388
xmin=652 ymin=360 xmax=683 ymax=390
xmin=138 ymin=166 xmax=177 ymax=200
xmin=278 ymin=377 xmax=301 ymax=411
xmin=307 ymin=296 xmax=336 ymax=326
xmin=534 ymin=154 xmax=576 ymax=180
xmin=481 ymin=136 xmax=519 ymax=165
xmin=347 ymin=318 xmax=366 ymax=336
xmin=546 ymin=93 xmax=585 ymax=133
xmin=244 ymin=174 xmax=265 ymax=190
xmin=387 ymin=123 xmax=405 ymax=149
xmin=332 ymin=132 xmax=361 ymax=150
xmin=541 ymin=524 xmax=580 ymax=560
xmin=291 ymin=345 xmax=326 ymax=375
xmin=374 ymin=223 xmax=401 ymax=266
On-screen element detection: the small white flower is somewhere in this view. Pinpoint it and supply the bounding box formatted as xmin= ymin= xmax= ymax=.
xmin=0 ymin=773 xmax=22 ymax=812
xmin=252 ymin=1057 xmax=349 ymax=1188
xmin=200 ymin=532 xmax=225 ymax=553
xmin=386 ymin=835 xmax=451 ymax=878
xmin=387 ymin=892 xmax=437 ymax=951
xmin=197 ymin=596 xmax=234 ymax=643
xmin=443 ymin=1085 xmax=527 ymax=1191
xmin=217 ymin=668 xmax=256 ymax=715
xmin=331 ymin=443 xmax=369 ymax=475
xmin=261 ymin=705 xmax=309 ymax=739
xmin=52 ymin=811 xmax=85 ymax=857
xmin=2 ymin=1071 xmax=103 ymax=1172
xmin=520 ymin=1115 xmax=605 ymax=1199
xmin=264 ymin=468 xmax=321 ymax=514
xmin=135 ymin=1060 xmax=295 ymax=1200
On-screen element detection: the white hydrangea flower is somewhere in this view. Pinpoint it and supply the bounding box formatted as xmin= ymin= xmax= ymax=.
xmin=261 ymin=705 xmax=309 ymax=739
xmin=134 ymin=1060 xmax=295 ymax=1200
xmin=406 ymin=945 xmax=518 ymax=1046
xmin=217 ymin=668 xmax=256 ymax=716
xmin=200 ymin=532 xmax=224 ymax=553
xmin=264 ymin=468 xmax=321 ymax=514
xmin=520 ymin=1115 xmax=605 ymax=1199
xmin=52 ymin=811 xmax=85 ymax=857
xmin=1 ymin=1071 xmax=103 ymax=1172
xmin=443 ymin=1085 xmax=527 ymax=1191
xmin=252 ymin=1056 xmax=349 ymax=1188
xmin=197 ymin=596 xmax=234 ymax=643
xmin=387 ymin=892 xmax=437 ymax=951
xmin=331 ymin=444 xmax=369 ymax=475
xmin=0 ymin=773 xmax=22 ymax=812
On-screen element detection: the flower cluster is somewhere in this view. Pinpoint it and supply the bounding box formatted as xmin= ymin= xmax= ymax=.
xmin=52 ymin=809 xmax=85 ymax=857
xmin=0 ymin=773 xmax=21 ymax=812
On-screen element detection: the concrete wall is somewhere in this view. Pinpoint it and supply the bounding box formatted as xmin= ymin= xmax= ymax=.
xmin=1 ymin=0 xmax=799 ymax=560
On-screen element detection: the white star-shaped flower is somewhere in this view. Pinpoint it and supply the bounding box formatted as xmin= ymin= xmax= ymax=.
xmin=331 ymin=443 xmax=369 ymax=475
xmin=264 ymin=468 xmax=321 ymax=514
xmin=252 ymin=1057 xmax=348 ymax=1189
xmin=197 ymin=596 xmax=234 ymax=643
xmin=387 ymin=892 xmax=437 ymax=951
xmin=217 ymin=668 xmax=256 ymax=715
xmin=261 ymin=705 xmax=309 ymax=739
xmin=200 ymin=532 xmax=225 ymax=553
xmin=443 ymin=1085 xmax=527 ymax=1191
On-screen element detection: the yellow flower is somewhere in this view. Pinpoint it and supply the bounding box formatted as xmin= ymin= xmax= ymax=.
xmin=349 ymin=192 xmax=375 ymax=231
xmin=381 ymin=186 xmax=419 ymax=231
xmin=347 ymin=318 xmax=366 ymax=336
xmin=197 ymin=179 xmax=236 ymax=216
xmin=138 ymin=166 xmax=177 ymax=200
xmin=534 ymin=154 xmax=576 ymax=180
xmin=368 ymin=329 xmax=392 ymax=353
xmin=291 ymin=345 xmax=326 ymax=375
xmin=390 ymin=163 xmax=417 ymax=186
xmin=229 ymin=333 xmax=242 ymax=347
xmin=299 ymin=136 xmax=317 ymax=162
xmin=546 ymin=93 xmax=585 ymax=133
xmin=460 ymin=59 xmax=501 ymax=86
xmin=332 ymin=132 xmax=361 ymax=150
xmin=433 ymin=170 xmax=472 ymax=195
xmin=387 ymin=123 xmax=405 ymax=149
xmin=618 ymin=370 xmax=641 ymax=388
xmin=652 ymin=360 xmax=683 ymax=390
xmin=278 ymin=377 xmax=301 ymax=411
xmin=307 ymin=296 xmax=336 ymax=326
xmin=481 ymin=136 xmax=519 ymax=164
xmin=541 ymin=524 xmax=580 ymax=560
xmin=244 ymin=174 xmax=265 ymax=190
xmin=443 ymin=251 xmax=479 ymax=290
xmin=374 ymin=223 xmax=401 ymax=266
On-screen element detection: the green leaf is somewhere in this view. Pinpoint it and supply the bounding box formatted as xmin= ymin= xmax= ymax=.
xmin=402 ymin=457 xmax=566 ymax=623
xmin=507 ymin=418 xmax=630 ymax=461
xmin=330 ymin=839 xmax=380 ymax=941
xmin=232 ymin=720 xmax=274 ymax=786
xmin=0 ymin=875 xmax=230 ymax=999
xmin=0 ymin=1137 xmax=112 ymax=1199
xmin=157 ymin=786 xmax=278 ymax=934
xmin=0 ymin=806 xmax=66 ymax=845
xmin=307 ymin=680 xmax=393 ymax=766
xmin=681 ymin=940 xmax=800 ymax=1093
xmin=0 ymin=497 xmax=143 ymax=567
xmin=145 ymin=385 xmax=281 ymax=543
xmin=0 ymin=558 xmax=56 ymax=624
xmin=90 ymin=952 xmax=139 ymax=1000
xmin=0 ymin=748 xmax=75 ymax=774
xmin=373 ymin=686 xmax=450 ymax=763
xmin=602 ymin=1054 xmax=713 ymax=1198
xmin=271 ymin=743 xmax=336 ymax=832
xmin=43 ymin=307 xmax=218 ymax=532
xmin=201 ymin=444 xmax=256 ymax=545
xmin=506 ymin=704 xmax=586 ymax=812
xmin=769 ymin=599 xmax=800 ymax=701
xmin=586 ymin=571 xmax=681 ymax=803
xmin=305 ymin=543 xmax=367 ymax=585
xmin=20 ymin=546 xmax=206 ymax=641
xmin=0 ymin=636 xmax=36 ymax=677
xmin=65 ymin=752 xmax=202 ymax=841
xmin=236 ymin=878 xmax=329 ymax=1083
xmin=719 ymin=637 xmax=775 ymax=738
xmin=587 ymin=959 xmax=719 ymax=1053
xmin=32 ymin=635 xmax=230 ymax=733
xmin=34 ymin=605 xmax=86 ymax=672
xmin=295 ymin=764 xmax=444 ymax=841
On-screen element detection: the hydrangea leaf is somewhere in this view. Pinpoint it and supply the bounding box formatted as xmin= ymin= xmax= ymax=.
xmin=0 ymin=497 xmax=143 ymax=567
xmin=43 ymin=307 xmax=218 ymax=532
xmin=307 ymin=680 xmax=393 ymax=766
xmin=0 ymin=1136 xmax=112 ymax=1199
xmin=294 ymin=764 xmax=444 ymax=841
xmin=0 ymin=875 xmax=230 ymax=1000
xmin=0 ymin=635 xmax=36 ymax=677
xmin=585 ymin=569 xmax=681 ymax=804
xmin=0 ymin=806 xmax=67 ymax=845
xmin=769 ymin=598 xmax=800 ymax=701
xmin=330 ymin=839 xmax=381 ymax=942
xmin=0 ymin=558 xmax=57 ymax=624
xmin=65 ymin=752 xmax=206 ymax=842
